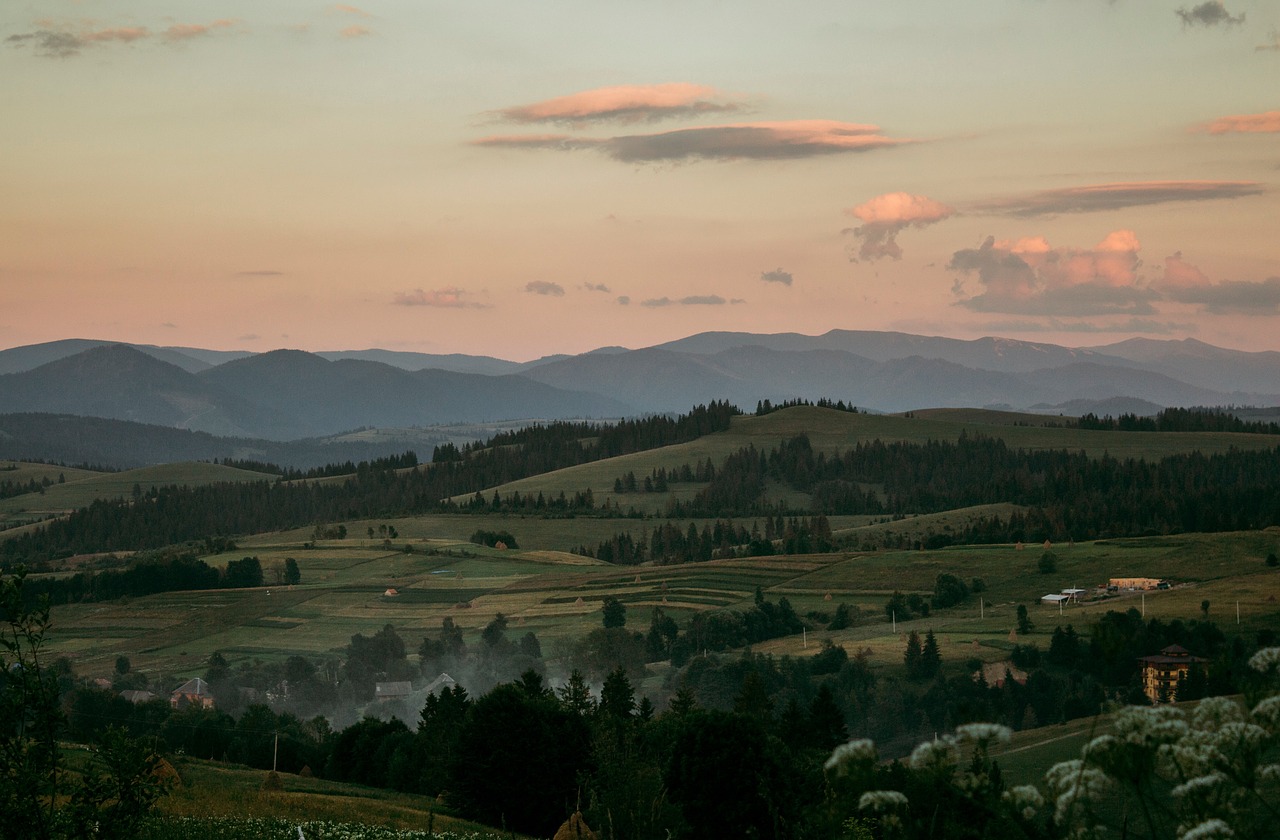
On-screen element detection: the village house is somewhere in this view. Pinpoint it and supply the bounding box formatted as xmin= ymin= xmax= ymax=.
xmin=374 ymin=680 xmax=413 ymax=703
xmin=170 ymin=677 xmax=215 ymax=709
xmin=1139 ymin=644 xmax=1207 ymax=703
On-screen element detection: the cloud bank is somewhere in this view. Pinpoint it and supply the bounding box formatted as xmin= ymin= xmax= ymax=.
xmin=976 ymin=180 xmax=1262 ymax=217
xmin=950 ymin=230 xmax=1155 ymax=316
xmin=475 ymin=120 xmax=913 ymax=163
xmin=495 ymin=84 xmax=742 ymax=126
xmin=846 ymin=193 xmax=954 ymax=261
xmin=760 ymin=269 xmax=794 ymax=286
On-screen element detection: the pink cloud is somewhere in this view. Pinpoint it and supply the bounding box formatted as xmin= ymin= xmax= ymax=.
xmin=393 ymin=288 xmax=488 ymax=308
xmin=333 ymin=4 xmax=372 ymax=16
xmin=951 ymin=230 xmax=1154 ymax=315
xmin=340 ymin=24 xmax=372 ymax=38
xmin=1196 ymin=110 xmax=1280 ymax=134
xmin=845 ymin=192 xmax=954 ymax=261
xmin=82 ymin=27 xmax=151 ymax=44
xmin=163 ymin=20 xmax=238 ymax=42
xmin=1161 ymin=252 xmax=1212 ymax=289
xmin=496 ymin=83 xmax=742 ymax=125
xmin=474 ymin=119 xmax=913 ymax=162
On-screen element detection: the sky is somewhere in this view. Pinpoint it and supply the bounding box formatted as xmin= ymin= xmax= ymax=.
xmin=2 ymin=1 xmax=1277 ymax=361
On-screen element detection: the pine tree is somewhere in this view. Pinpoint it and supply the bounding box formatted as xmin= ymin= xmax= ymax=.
xmin=904 ymin=630 xmax=923 ymax=677
xmin=920 ymin=629 xmax=941 ymax=678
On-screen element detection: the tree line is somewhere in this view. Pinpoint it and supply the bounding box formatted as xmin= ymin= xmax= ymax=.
xmin=1075 ymin=405 xmax=1280 ymax=434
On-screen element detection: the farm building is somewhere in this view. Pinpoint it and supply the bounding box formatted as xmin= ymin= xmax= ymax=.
xmin=120 ymin=689 xmax=156 ymax=704
xmin=1040 ymin=594 xmax=1069 ymax=606
xmin=1139 ymin=644 xmax=1207 ymax=704
xmin=1110 ymin=577 xmax=1161 ymax=590
xmin=423 ymin=672 xmax=458 ymax=696
xmin=170 ymin=677 xmax=214 ymax=709
xmin=1061 ymin=588 xmax=1088 ymax=602
xmin=374 ymin=681 xmax=412 ymax=702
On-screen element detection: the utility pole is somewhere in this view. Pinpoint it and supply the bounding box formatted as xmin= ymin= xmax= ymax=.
xmin=273 ymin=731 xmax=278 ymax=773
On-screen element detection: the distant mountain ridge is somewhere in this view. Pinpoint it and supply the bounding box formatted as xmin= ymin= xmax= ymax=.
xmin=2 ymin=331 xmax=1278 ymax=441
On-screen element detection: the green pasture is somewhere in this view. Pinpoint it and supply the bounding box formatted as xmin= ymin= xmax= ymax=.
xmin=42 ymin=518 xmax=1280 ymax=686
xmin=0 ymin=461 xmax=274 ymax=522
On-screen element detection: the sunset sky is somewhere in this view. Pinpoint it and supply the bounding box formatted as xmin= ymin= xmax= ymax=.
xmin=3 ymin=1 xmax=1277 ymax=360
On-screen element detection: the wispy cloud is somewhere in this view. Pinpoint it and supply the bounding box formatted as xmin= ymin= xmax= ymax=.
xmin=164 ymin=19 xmax=239 ymax=42
xmin=975 ymin=180 xmax=1262 ymax=217
xmin=640 ymin=295 xmax=738 ymax=307
xmin=584 ymin=282 xmax=611 ymax=293
xmin=1195 ymin=110 xmax=1280 ymax=134
xmin=760 ymin=268 xmax=794 ymax=286
xmin=340 ymin=25 xmax=372 ymax=38
xmin=1176 ymin=2 xmax=1244 ymax=28
xmin=950 ymin=230 xmax=1156 ymax=316
xmin=494 ymin=83 xmax=743 ymax=126
xmin=332 ymin=4 xmax=373 ymax=17
xmin=980 ymin=317 xmax=1191 ymax=335
xmin=474 ymin=120 xmax=914 ymax=163
xmin=525 ymin=281 xmax=565 ymax=296
xmin=392 ymin=287 xmax=488 ymax=308
xmin=844 ymin=192 xmax=954 ymax=261
xmin=617 ymin=296 xmax=631 ymax=306
xmin=236 ymin=269 xmax=285 ymax=277
xmin=8 ymin=19 xmax=241 ymax=57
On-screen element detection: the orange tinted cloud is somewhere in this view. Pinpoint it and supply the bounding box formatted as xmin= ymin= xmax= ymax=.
xmin=951 ymin=230 xmax=1154 ymax=315
xmin=977 ymin=180 xmax=1262 ymax=217
xmin=332 ymin=4 xmax=373 ymax=17
xmin=475 ymin=120 xmax=912 ymax=162
xmin=340 ymin=25 xmax=372 ymax=38
xmin=496 ymin=83 xmax=741 ymax=125
xmin=846 ymin=192 xmax=954 ymax=261
xmin=164 ymin=20 xmax=238 ymax=42
xmin=1197 ymin=110 xmax=1280 ymax=134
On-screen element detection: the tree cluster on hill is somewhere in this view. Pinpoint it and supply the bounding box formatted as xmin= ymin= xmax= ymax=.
xmin=1076 ymin=405 xmax=1280 ymax=434
xmin=0 ymin=472 xmax=65 ymax=500
xmin=754 ymin=397 xmax=862 ymax=416
xmin=574 ymin=516 xmax=834 ymax=565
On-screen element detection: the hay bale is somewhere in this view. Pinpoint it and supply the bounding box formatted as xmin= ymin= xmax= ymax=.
xmin=552 ymin=811 xmax=598 ymax=840
xmin=151 ymin=756 xmax=183 ymax=789
xmin=261 ymin=770 xmax=284 ymax=791
xmin=298 ymin=765 xmax=313 ymax=778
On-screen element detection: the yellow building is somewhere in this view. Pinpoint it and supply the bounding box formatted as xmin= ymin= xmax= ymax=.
xmin=1110 ymin=577 xmax=1161 ymax=590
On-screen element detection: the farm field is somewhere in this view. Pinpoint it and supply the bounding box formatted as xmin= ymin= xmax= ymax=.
xmin=42 ymin=524 xmax=1280 ymax=687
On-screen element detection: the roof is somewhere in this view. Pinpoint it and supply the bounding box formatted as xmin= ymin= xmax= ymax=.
xmin=1041 ymin=594 xmax=1069 ymax=602
xmin=120 ymin=690 xmax=156 ymax=703
xmin=172 ymin=677 xmax=210 ymax=696
xmin=423 ymin=673 xmax=458 ymax=695
xmin=374 ymin=681 xmax=413 ymax=698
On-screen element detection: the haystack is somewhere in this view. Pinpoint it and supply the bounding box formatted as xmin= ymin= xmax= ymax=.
xmin=151 ymin=756 xmax=183 ymax=788
xmin=552 ymin=811 xmax=598 ymax=840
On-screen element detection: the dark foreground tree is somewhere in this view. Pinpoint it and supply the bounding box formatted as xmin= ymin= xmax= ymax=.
xmin=1 ymin=568 xmax=168 ymax=839
xmin=450 ymin=683 xmax=591 ymax=837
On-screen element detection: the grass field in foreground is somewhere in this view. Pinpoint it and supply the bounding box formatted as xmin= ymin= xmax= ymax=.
xmin=156 ymin=757 xmax=510 ymax=834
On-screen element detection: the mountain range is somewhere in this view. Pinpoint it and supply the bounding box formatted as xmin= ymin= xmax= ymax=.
xmin=1 ymin=331 xmax=1278 ymax=444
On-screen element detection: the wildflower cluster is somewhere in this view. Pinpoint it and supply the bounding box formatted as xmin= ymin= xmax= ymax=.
xmin=825 ymin=659 xmax=1280 ymax=839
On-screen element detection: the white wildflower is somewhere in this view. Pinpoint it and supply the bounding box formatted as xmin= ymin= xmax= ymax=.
xmin=1258 ymin=763 xmax=1280 ymax=784
xmin=1171 ymin=771 xmax=1226 ymax=800
xmin=1247 ymin=647 xmax=1280 ymax=673
xmin=1178 ymin=818 xmax=1235 ymax=840
xmin=955 ymin=722 xmax=1012 ymax=746
xmin=825 ymin=738 xmax=877 ymax=773
xmin=1250 ymin=694 xmax=1280 ymax=729
xmin=1113 ymin=703 xmax=1187 ymax=746
xmin=1002 ymin=784 xmax=1044 ymax=821
xmin=1193 ymin=696 xmax=1244 ymax=730
xmin=1213 ymin=721 xmax=1268 ymax=753
xmin=908 ymin=735 xmax=959 ymax=772
xmin=858 ymin=790 xmax=909 ymax=812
